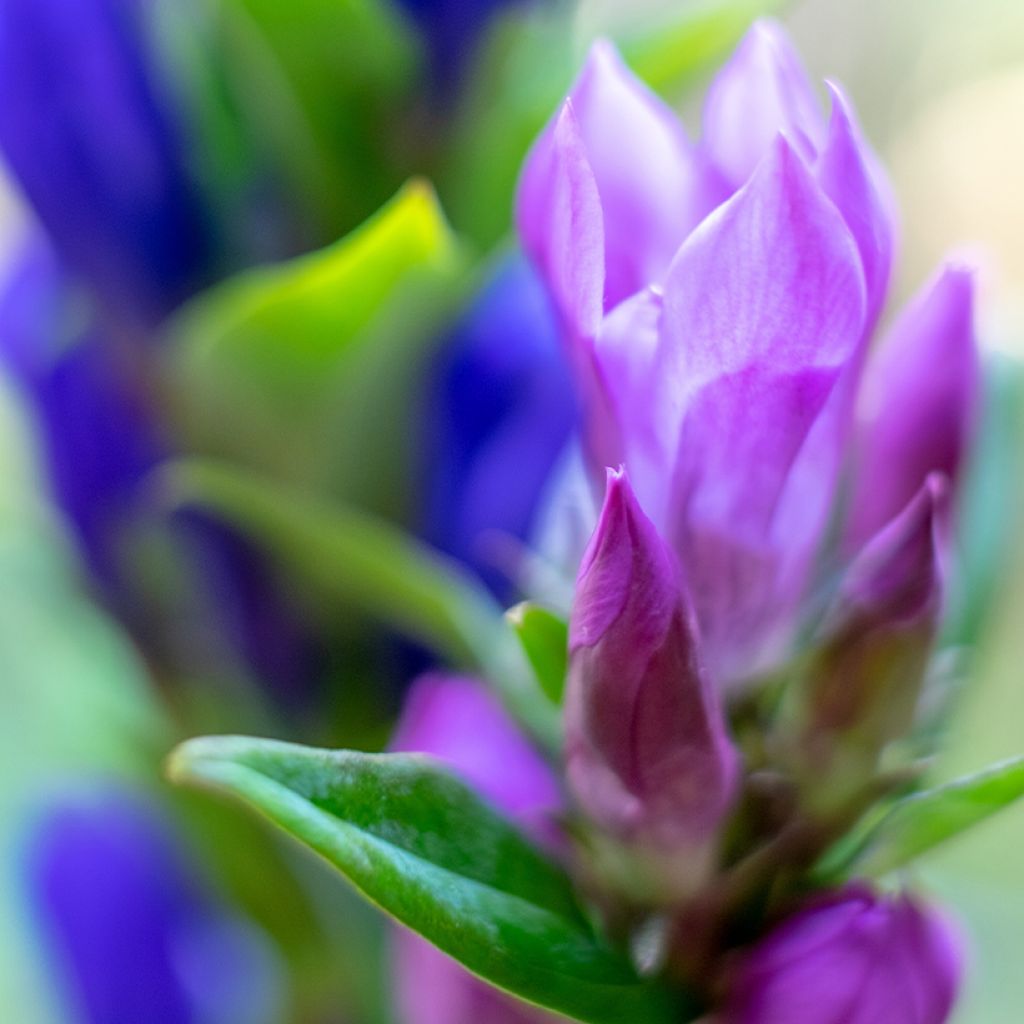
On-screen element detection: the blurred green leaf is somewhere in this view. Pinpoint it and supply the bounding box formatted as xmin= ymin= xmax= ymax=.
xmin=815 ymin=755 xmax=1024 ymax=880
xmin=169 ymin=736 xmax=694 ymax=1024
xmin=507 ymin=602 xmax=569 ymax=706
xmin=166 ymin=181 xmax=466 ymax=519
xmin=171 ymin=0 xmax=420 ymax=240
xmin=163 ymin=459 xmax=561 ymax=749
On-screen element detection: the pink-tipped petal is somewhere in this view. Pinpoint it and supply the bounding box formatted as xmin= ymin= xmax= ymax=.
xmin=845 ymin=265 xmax=979 ymax=552
xmin=517 ymin=101 xmax=605 ymax=341
xmin=655 ymin=138 xmax=866 ymax=679
xmin=702 ymin=19 xmax=826 ymax=189
xmin=816 ymin=82 xmax=898 ymax=330
xmin=569 ymin=40 xmax=727 ymax=308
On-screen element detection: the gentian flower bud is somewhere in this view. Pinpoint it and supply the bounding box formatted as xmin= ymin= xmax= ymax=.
xmin=27 ymin=790 xmax=282 ymax=1024
xmin=726 ymin=885 xmax=962 ymax=1024
xmin=845 ymin=266 xmax=979 ymax=552
xmin=517 ymin=22 xmax=898 ymax=682
xmin=796 ymin=476 xmax=946 ymax=797
xmin=565 ymin=470 xmax=737 ymax=860
xmin=422 ymin=254 xmax=576 ymax=600
xmin=390 ymin=674 xmax=565 ymax=1024
xmin=0 ymin=0 xmax=210 ymax=325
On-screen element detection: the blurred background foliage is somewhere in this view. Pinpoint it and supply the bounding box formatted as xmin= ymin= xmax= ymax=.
xmin=0 ymin=0 xmax=1020 ymax=1021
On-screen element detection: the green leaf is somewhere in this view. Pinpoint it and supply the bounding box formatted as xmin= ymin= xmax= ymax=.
xmin=508 ymin=602 xmax=569 ymax=706
xmin=168 ymin=736 xmax=695 ymax=1024
xmin=165 ymin=182 xmax=466 ymax=518
xmin=162 ymin=459 xmax=562 ymax=750
xmin=814 ymin=756 xmax=1024 ymax=880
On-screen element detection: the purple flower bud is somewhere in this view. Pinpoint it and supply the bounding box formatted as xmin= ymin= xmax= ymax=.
xmin=797 ymin=477 xmax=946 ymax=790
xmin=517 ymin=23 xmax=901 ymax=683
xmin=845 ymin=266 xmax=979 ymax=552
xmin=390 ymin=674 xmax=566 ymax=1024
xmin=565 ymin=470 xmax=737 ymax=851
xmin=726 ymin=885 xmax=962 ymax=1024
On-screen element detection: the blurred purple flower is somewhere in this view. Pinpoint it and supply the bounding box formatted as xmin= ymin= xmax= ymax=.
xmin=25 ymin=789 xmax=282 ymax=1024
xmin=0 ymin=0 xmax=211 ymax=328
xmin=565 ymin=470 xmax=736 ymax=854
xmin=726 ymin=885 xmax=962 ymax=1024
xmin=517 ymin=21 xmax=978 ymax=685
xmin=0 ymin=239 xmax=320 ymax=706
xmin=422 ymin=254 xmax=576 ymax=599
xmin=390 ymin=674 xmax=564 ymax=1024
xmin=0 ymin=240 xmax=163 ymax=584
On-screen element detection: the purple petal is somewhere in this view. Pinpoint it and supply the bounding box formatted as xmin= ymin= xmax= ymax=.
xmin=566 ymin=40 xmax=726 ymax=309
xmin=391 ymin=673 xmax=561 ymax=841
xmin=565 ymin=471 xmax=737 ymax=848
xmin=845 ymin=265 xmax=979 ymax=552
xmin=516 ymin=101 xmax=605 ymax=341
xmin=702 ymin=19 xmax=826 ymax=189
xmin=801 ymin=478 xmax=946 ymax=769
xmin=727 ymin=886 xmax=962 ymax=1024
xmin=655 ymin=138 xmax=866 ymax=678
xmin=393 ymin=929 xmax=563 ymax=1024
xmin=815 ymin=82 xmax=898 ymax=330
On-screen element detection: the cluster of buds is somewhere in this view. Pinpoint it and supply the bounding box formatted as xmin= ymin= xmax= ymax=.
xmin=512 ymin=19 xmax=977 ymax=1022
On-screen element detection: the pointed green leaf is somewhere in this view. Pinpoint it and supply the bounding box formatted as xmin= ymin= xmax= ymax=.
xmin=815 ymin=756 xmax=1024 ymax=880
xmin=168 ymin=736 xmax=695 ymax=1024
xmin=162 ymin=459 xmax=561 ymax=750
xmin=165 ymin=182 xmax=466 ymax=516
xmin=507 ymin=602 xmax=568 ymax=706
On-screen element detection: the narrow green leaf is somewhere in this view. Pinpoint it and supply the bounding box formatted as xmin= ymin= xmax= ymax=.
xmin=815 ymin=756 xmax=1024 ymax=880
xmin=508 ymin=603 xmax=569 ymax=706
xmin=168 ymin=737 xmax=694 ymax=1024
xmin=161 ymin=459 xmax=561 ymax=750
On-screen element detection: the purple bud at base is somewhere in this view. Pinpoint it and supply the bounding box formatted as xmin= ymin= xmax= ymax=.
xmin=565 ymin=470 xmax=737 ymax=888
xmin=726 ymin=885 xmax=962 ymax=1024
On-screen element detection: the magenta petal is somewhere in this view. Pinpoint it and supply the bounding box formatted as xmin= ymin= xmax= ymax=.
xmin=568 ymin=40 xmax=726 ymax=308
xmin=845 ymin=265 xmax=979 ymax=552
xmin=391 ymin=674 xmax=561 ymax=842
xmin=517 ymin=101 xmax=605 ymax=341
xmin=838 ymin=474 xmax=946 ymax=629
xmin=816 ymin=82 xmax=898 ymax=330
xmin=727 ymin=887 xmax=962 ymax=1024
xmin=393 ymin=929 xmax=561 ymax=1024
xmin=656 ymin=138 xmax=866 ymax=677
xmin=702 ymin=19 xmax=826 ymax=189
xmin=565 ymin=471 xmax=737 ymax=847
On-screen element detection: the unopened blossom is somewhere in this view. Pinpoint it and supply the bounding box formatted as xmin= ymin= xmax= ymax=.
xmin=390 ymin=674 xmax=566 ymax=1024
xmin=726 ymin=885 xmax=961 ymax=1024
xmin=795 ymin=475 xmax=947 ymax=798
xmin=565 ymin=470 xmax=737 ymax=858
xmin=517 ymin=20 xmax=978 ymax=687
